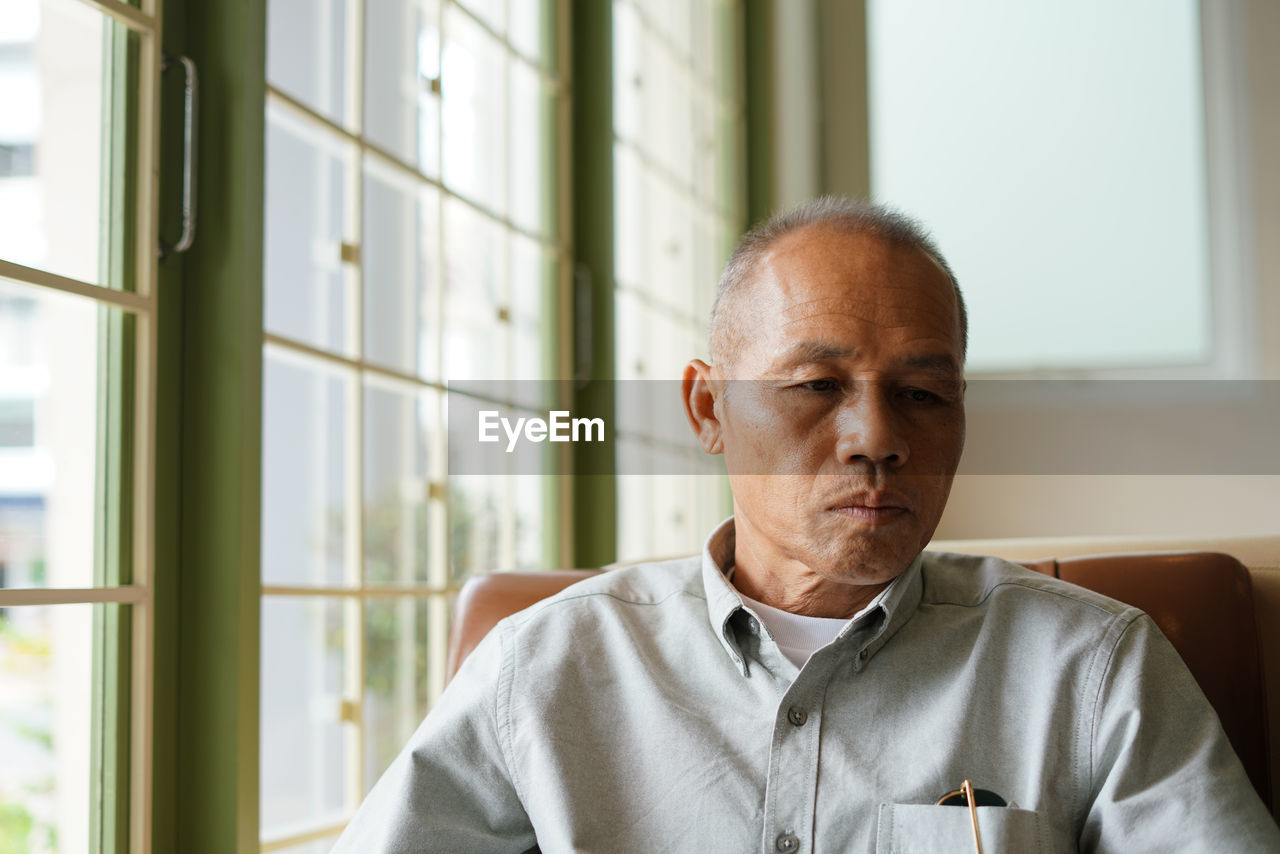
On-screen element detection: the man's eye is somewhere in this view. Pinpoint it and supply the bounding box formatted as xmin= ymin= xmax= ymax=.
xmin=801 ymin=379 xmax=839 ymax=393
xmin=902 ymin=388 xmax=940 ymax=404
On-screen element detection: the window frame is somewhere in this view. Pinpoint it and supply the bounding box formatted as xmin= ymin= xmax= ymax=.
xmin=0 ymin=0 xmax=164 ymax=851
xmin=147 ymin=0 xmax=763 ymax=850
xmin=255 ymin=0 xmax=573 ymax=849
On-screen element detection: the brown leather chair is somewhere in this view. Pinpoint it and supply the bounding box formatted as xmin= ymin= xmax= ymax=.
xmin=445 ymin=552 xmax=1272 ymax=811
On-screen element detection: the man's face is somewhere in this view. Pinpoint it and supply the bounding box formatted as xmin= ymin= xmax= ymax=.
xmin=713 ymin=225 xmax=965 ymax=588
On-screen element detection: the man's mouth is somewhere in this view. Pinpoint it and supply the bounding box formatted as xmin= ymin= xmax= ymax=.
xmin=827 ymin=493 xmax=911 ymax=525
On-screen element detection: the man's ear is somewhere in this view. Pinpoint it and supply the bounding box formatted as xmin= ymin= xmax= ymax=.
xmin=682 ymin=359 xmax=724 ymax=455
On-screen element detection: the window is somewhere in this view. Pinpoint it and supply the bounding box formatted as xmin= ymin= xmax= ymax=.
xmin=867 ymin=0 xmax=1234 ymax=375
xmin=611 ymin=0 xmax=742 ymax=562
xmin=0 ymin=398 xmax=36 ymax=447
xmin=0 ymin=0 xmax=161 ymax=851
xmin=260 ymin=0 xmax=565 ymax=848
xmin=0 ymin=143 xmax=36 ymax=178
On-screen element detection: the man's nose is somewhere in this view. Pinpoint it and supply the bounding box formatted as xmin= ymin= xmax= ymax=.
xmin=833 ymin=390 xmax=908 ymax=467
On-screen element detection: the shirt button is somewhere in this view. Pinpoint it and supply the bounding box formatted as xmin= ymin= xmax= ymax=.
xmin=859 ymin=649 xmax=869 ymax=661
xmin=776 ymin=831 xmax=800 ymax=852
xmin=787 ymin=706 xmax=808 ymax=727
xmin=745 ymin=617 xmax=760 ymax=635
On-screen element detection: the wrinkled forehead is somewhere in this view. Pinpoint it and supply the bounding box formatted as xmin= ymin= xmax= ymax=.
xmin=747 ymin=225 xmax=961 ymax=341
xmin=759 ymin=225 xmax=952 ymax=296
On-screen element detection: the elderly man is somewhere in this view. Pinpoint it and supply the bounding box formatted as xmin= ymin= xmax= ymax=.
xmin=333 ymin=198 xmax=1280 ymax=852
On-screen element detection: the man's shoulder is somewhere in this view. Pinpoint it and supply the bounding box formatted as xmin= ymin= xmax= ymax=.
xmin=505 ymin=555 xmax=706 ymax=630
xmin=919 ymin=550 xmax=1143 ymax=624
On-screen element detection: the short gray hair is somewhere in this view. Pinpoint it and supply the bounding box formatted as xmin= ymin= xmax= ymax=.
xmin=709 ymin=196 xmax=968 ymax=364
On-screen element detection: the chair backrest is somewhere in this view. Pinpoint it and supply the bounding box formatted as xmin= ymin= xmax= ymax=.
xmin=445 ymin=551 xmax=1271 ymax=809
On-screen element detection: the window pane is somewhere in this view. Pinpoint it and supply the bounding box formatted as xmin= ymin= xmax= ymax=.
xmin=612 ymin=0 xmax=741 ymax=561
xmin=441 ymin=199 xmax=508 ymax=383
xmin=267 ymin=0 xmax=355 ymax=127
xmin=616 ymin=449 xmax=724 ymax=564
xmin=651 ymin=0 xmax=693 ymax=59
xmin=613 ymin=143 xmax=647 ymax=292
xmin=260 ymin=596 xmax=351 ymax=834
xmin=644 ymin=35 xmax=692 ymax=186
xmin=362 ymin=597 xmax=432 ymax=791
xmin=363 ymin=381 xmax=435 ymax=586
xmin=457 ymin=0 xmax=506 ymax=37
xmin=265 ymin=101 xmax=355 ymax=356
xmin=690 ymin=207 xmax=718 ymax=330
xmin=262 ymin=348 xmax=352 ymax=587
xmin=363 ymin=0 xmax=441 ymax=176
xmin=511 ymin=475 xmax=544 ymax=568
xmin=649 ymin=182 xmax=691 ymax=314
xmin=615 ymin=443 xmax=655 ymax=563
xmin=507 ymin=59 xmax=553 ymax=236
xmin=0 ymin=399 xmax=36 ymax=448
xmin=612 ymin=2 xmax=644 ymax=146
xmin=448 ymin=474 xmax=505 ymax=583
xmin=508 ymin=0 xmax=550 ymax=66
xmin=867 ymin=0 xmax=1211 ymax=371
xmin=362 ymin=160 xmax=440 ymax=380
xmin=0 ymin=0 xmax=130 ymax=290
xmin=0 ymin=278 xmax=122 ymax=590
xmin=261 ymin=0 xmax=561 ymax=841
xmin=441 ymin=5 xmax=508 ymax=214
xmin=0 ymin=603 xmax=105 ymax=853
xmin=508 ymin=234 xmax=548 ymax=387
xmin=614 ymin=288 xmax=648 ymax=381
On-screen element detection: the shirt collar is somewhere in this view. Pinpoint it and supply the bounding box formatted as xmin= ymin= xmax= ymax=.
xmin=700 ymin=516 xmax=925 ymax=674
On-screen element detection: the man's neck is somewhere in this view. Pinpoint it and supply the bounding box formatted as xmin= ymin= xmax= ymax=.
xmin=732 ymin=563 xmax=890 ymax=617
xmin=730 ymin=548 xmax=894 ymax=619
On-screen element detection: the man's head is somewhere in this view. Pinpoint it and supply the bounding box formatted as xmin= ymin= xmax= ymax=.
xmin=683 ymin=198 xmax=967 ymax=616
xmin=709 ymin=196 xmax=967 ymax=370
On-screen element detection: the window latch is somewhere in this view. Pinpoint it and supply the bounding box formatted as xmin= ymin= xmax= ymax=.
xmin=159 ymin=54 xmax=198 ymax=258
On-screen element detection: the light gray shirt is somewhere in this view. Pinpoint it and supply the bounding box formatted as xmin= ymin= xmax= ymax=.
xmin=333 ymin=518 xmax=1280 ymax=853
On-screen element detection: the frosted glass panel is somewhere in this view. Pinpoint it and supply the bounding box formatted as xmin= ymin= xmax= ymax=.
xmin=260 ymin=596 xmax=350 ymax=832
xmin=363 ymin=380 xmax=434 ymax=585
xmin=441 ymin=5 xmax=507 ymax=214
xmin=362 ymin=598 xmax=431 ymax=792
xmin=441 ymin=198 xmax=507 ymax=383
xmin=362 ymin=162 xmax=439 ymax=380
xmin=267 ymin=0 xmax=354 ymax=127
xmin=264 ymin=102 xmax=354 ymax=355
xmin=611 ymin=0 xmax=740 ymax=562
xmin=868 ymin=0 xmax=1210 ymax=372
xmin=363 ymin=0 xmax=441 ymax=176
xmin=261 ymin=348 xmax=351 ymax=587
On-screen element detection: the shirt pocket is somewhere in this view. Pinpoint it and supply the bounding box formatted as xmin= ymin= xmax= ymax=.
xmin=875 ymin=803 xmax=1046 ymax=853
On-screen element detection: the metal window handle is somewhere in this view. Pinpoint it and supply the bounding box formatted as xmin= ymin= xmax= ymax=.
xmin=159 ymin=54 xmax=198 ymax=258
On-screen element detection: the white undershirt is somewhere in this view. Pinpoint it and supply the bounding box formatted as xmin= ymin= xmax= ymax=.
xmin=737 ymin=582 xmax=896 ymax=669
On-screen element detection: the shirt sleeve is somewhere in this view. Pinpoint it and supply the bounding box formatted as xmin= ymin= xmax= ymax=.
xmin=330 ymin=622 xmax=537 ymax=853
xmin=1082 ymin=613 xmax=1280 ymax=852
